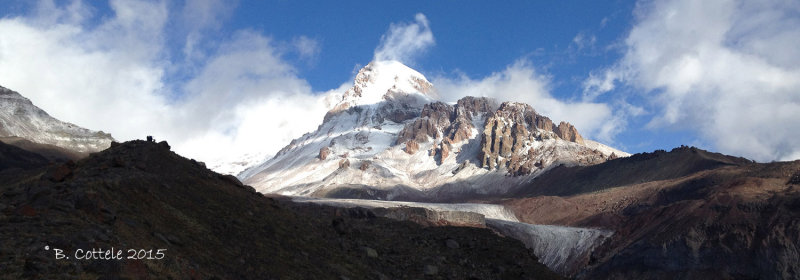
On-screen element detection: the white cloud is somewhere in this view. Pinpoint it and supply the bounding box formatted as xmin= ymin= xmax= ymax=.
xmin=180 ymin=0 xmax=236 ymax=62
xmin=0 ymin=0 xmax=170 ymax=141
xmin=572 ymin=32 xmax=597 ymax=51
xmin=292 ymin=35 xmax=320 ymax=62
xmin=373 ymin=13 xmax=434 ymax=64
xmin=433 ymin=60 xmax=619 ymax=143
xmin=582 ymin=70 xmax=620 ymax=102
xmin=586 ymin=0 xmax=800 ymax=161
xmin=0 ymin=0 xmax=335 ymax=168
xmin=176 ymin=30 xmax=331 ymax=161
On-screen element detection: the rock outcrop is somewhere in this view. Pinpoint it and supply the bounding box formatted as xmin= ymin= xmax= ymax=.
xmin=318 ymin=146 xmax=330 ymax=160
xmin=396 ymin=97 xmax=497 ymax=146
xmin=478 ymin=102 xmax=605 ymax=175
xmin=555 ymin=121 xmax=585 ymax=145
xmin=404 ymin=140 xmax=419 ymax=154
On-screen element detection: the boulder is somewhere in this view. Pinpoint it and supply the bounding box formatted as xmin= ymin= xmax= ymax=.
xmin=319 ymin=147 xmax=330 ymax=160
xmin=404 ymin=140 xmax=419 ymax=154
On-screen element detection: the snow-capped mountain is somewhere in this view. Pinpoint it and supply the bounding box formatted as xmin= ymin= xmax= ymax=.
xmin=239 ymin=61 xmax=627 ymax=201
xmin=0 ymin=85 xmax=114 ymax=154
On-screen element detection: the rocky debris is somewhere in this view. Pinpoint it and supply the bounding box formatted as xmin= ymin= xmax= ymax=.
xmin=423 ymin=265 xmax=438 ymax=275
xmin=452 ymin=161 xmax=469 ymax=175
xmin=319 ymin=147 xmax=330 ymax=160
xmin=45 ymin=161 xmax=75 ymax=182
xmin=404 ymin=140 xmax=419 ymax=154
xmin=359 ymin=161 xmax=370 ymax=171
xmin=361 ymin=247 xmax=378 ymax=258
xmin=372 ymin=207 xmax=486 ymax=228
xmin=788 ymin=170 xmax=800 ymax=185
xmin=446 ymin=239 xmax=460 ymax=249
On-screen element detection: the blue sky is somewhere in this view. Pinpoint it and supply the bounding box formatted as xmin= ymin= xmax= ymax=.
xmin=1 ymin=0 xmax=799 ymax=164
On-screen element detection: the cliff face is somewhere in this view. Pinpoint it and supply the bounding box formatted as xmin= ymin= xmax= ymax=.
xmin=478 ymin=102 xmax=603 ymax=175
xmin=396 ymin=97 xmax=497 ymax=147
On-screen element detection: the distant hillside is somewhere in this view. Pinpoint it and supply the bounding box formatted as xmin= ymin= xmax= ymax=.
xmin=0 ymin=85 xmax=113 ymax=155
xmin=514 ymin=146 xmax=753 ymax=197
xmin=503 ymin=147 xmax=800 ymax=279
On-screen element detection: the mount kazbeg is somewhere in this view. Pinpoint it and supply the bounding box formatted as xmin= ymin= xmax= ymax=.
xmin=238 ymin=60 xmax=628 ymax=201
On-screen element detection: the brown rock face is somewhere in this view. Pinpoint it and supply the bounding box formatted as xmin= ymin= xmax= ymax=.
xmin=479 ymin=102 xmax=538 ymax=172
xmin=477 ymin=102 xmax=593 ymax=175
xmin=318 ymin=147 xmax=330 ymax=160
xmin=554 ymin=122 xmax=585 ymax=145
xmin=535 ymin=115 xmax=554 ymax=132
xmin=449 ymin=97 xmax=497 ymax=143
xmin=397 ymin=97 xmax=496 ymax=146
xmin=396 ymin=102 xmax=453 ymax=144
xmin=434 ymin=139 xmax=452 ymax=165
xmin=404 ymin=140 xmax=419 ymax=154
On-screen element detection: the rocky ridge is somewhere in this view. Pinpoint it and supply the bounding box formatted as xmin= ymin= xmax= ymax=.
xmin=502 ymin=147 xmax=800 ymax=279
xmin=0 ymin=85 xmax=114 ymax=155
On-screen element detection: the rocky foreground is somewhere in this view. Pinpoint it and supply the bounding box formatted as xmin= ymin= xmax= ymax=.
xmin=0 ymin=140 xmax=561 ymax=279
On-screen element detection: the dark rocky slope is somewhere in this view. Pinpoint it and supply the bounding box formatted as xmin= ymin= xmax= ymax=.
xmin=514 ymin=146 xmax=753 ymax=197
xmin=1 ymin=136 xmax=86 ymax=161
xmin=0 ymin=140 xmax=49 ymax=171
xmin=504 ymin=147 xmax=800 ymax=279
xmin=0 ymin=140 xmax=561 ymax=279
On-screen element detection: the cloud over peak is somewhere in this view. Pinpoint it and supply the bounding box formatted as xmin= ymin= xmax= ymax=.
xmin=373 ymin=13 xmax=434 ymax=64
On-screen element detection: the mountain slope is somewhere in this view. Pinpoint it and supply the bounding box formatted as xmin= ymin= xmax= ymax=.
xmin=240 ymin=61 xmax=627 ymax=200
xmin=0 ymin=140 xmax=561 ymax=279
xmin=0 ymin=85 xmax=113 ymax=155
xmin=501 ymin=147 xmax=800 ymax=279
xmin=514 ymin=146 xmax=753 ymax=197
xmin=0 ymin=139 xmax=49 ymax=172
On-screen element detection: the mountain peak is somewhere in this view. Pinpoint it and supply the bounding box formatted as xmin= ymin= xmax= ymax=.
xmin=324 ymin=60 xmax=434 ymax=122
